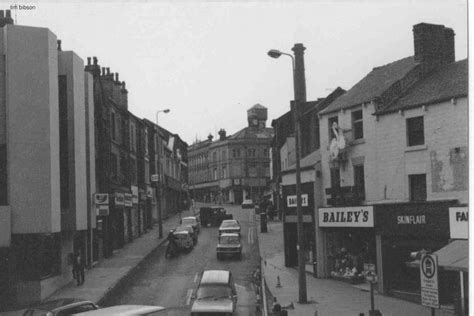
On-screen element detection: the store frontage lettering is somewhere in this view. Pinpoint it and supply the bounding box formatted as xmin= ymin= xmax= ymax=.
xmin=397 ymin=215 xmax=426 ymax=225
xmin=322 ymin=210 xmax=369 ymax=223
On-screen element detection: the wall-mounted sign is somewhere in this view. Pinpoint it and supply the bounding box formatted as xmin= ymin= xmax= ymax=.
xmin=146 ymin=186 xmax=153 ymax=198
xmin=114 ymin=193 xmax=124 ymax=206
xmin=234 ymin=179 xmax=241 ymax=185
xmin=96 ymin=205 xmax=109 ymax=216
xmin=449 ymin=207 xmax=468 ymax=239
xmin=131 ymin=186 xmax=139 ymax=204
xmin=420 ymin=254 xmax=439 ymax=309
xmin=286 ymin=194 xmax=308 ymax=207
xmin=94 ymin=193 xmax=109 ymax=205
xmin=151 ymin=174 xmax=159 ymax=182
xmin=319 ymin=206 xmax=374 ymax=227
xmin=124 ymin=193 xmax=133 ymax=207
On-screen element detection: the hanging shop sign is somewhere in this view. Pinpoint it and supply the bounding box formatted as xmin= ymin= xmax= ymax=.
xmin=146 ymin=186 xmax=153 ymax=198
xmin=286 ymin=194 xmax=309 ymax=207
xmin=94 ymin=193 xmax=109 ymax=205
xmin=319 ymin=206 xmax=374 ymax=227
xmin=449 ymin=207 xmax=468 ymax=239
xmin=124 ymin=193 xmax=133 ymax=207
xmin=131 ymin=186 xmax=139 ymax=204
xmin=114 ymin=193 xmax=124 ymax=206
xmin=420 ymin=254 xmax=439 ymax=309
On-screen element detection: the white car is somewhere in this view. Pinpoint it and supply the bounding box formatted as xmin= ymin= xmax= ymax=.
xmin=73 ymin=304 xmax=166 ymax=315
xmin=217 ymin=233 xmax=242 ymax=260
xmin=218 ymin=219 xmax=241 ymax=235
xmin=181 ymin=216 xmax=200 ymax=234
xmin=241 ymin=199 xmax=254 ymax=209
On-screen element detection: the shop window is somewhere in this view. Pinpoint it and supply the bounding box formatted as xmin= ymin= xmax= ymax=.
xmin=406 ymin=116 xmax=424 ymax=147
xmin=409 ymin=174 xmax=426 ymax=201
xmin=328 ymin=116 xmax=339 ymax=141
xmin=353 ymin=165 xmax=365 ymax=200
xmin=352 ymin=110 xmax=363 ymax=140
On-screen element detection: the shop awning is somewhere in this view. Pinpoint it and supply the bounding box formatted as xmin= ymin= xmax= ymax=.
xmin=407 ymin=240 xmax=468 ymax=272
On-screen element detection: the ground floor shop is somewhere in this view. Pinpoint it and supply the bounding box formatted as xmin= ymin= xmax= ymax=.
xmin=317 ymin=200 xmax=463 ymax=308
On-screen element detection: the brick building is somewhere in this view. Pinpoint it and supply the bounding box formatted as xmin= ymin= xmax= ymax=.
xmin=189 ymin=104 xmax=273 ymax=204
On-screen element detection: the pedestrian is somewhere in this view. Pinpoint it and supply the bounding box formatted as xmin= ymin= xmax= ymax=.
xmin=272 ymin=297 xmax=282 ymax=313
xmin=72 ymin=252 xmax=85 ymax=286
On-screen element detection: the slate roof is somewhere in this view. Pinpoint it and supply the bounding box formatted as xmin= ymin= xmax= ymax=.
xmin=319 ymin=56 xmax=418 ymax=115
xmin=229 ymin=126 xmax=274 ymax=140
xmin=376 ymin=59 xmax=468 ymax=114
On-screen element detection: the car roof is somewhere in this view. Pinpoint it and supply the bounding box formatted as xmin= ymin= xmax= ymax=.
xmin=74 ymin=305 xmax=165 ymax=315
xmin=182 ymin=216 xmax=197 ymax=220
xmin=26 ymin=298 xmax=94 ymax=311
xmin=176 ymin=225 xmax=193 ymax=231
xmin=220 ymin=233 xmax=240 ymax=237
xmin=200 ymin=270 xmax=230 ymax=285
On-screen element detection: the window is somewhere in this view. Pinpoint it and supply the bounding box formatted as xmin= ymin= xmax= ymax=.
xmin=330 ymin=168 xmax=340 ymax=188
xmin=214 ymin=168 xmax=218 ymax=180
xmin=222 ymin=150 xmax=226 ymax=160
xmin=328 ymin=116 xmax=339 ymax=141
xmin=213 ymin=152 xmax=217 ymax=162
xmin=407 ymin=116 xmax=424 ymax=146
xmin=263 ymin=149 xmax=268 ymax=157
xmin=110 ymin=153 xmax=117 ymax=178
xmin=353 ymin=165 xmax=365 ymax=200
xmin=232 ymin=149 xmax=236 ymax=158
xmin=352 ymin=110 xmax=363 ymax=140
xmin=223 ymin=166 xmax=227 ymax=178
xmin=409 ymin=174 xmax=426 ymax=201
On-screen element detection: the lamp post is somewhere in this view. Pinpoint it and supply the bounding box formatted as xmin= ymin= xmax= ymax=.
xmin=267 ymin=45 xmax=307 ymax=303
xmin=155 ymin=108 xmax=170 ymax=238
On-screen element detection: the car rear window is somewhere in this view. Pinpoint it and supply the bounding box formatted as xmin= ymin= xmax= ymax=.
xmin=220 ymin=236 xmax=240 ymax=244
xmin=196 ymin=285 xmax=232 ymax=299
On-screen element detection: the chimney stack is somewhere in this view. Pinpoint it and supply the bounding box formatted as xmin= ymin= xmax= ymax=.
xmin=0 ymin=10 xmax=14 ymax=27
xmin=292 ymin=43 xmax=307 ymax=102
xmin=57 ymin=40 xmax=62 ymax=51
xmin=101 ymin=67 xmax=106 ymax=76
xmin=93 ymin=56 xmax=98 ymax=65
xmin=208 ymin=134 xmax=214 ymax=142
xmin=413 ymin=23 xmax=455 ymax=75
xmin=87 ymin=57 xmax=91 ymax=66
xmin=218 ymin=129 xmax=227 ymax=141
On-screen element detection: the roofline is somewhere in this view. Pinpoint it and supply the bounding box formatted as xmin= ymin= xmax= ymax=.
xmin=320 ymin=100 xmax=372 ymax=116
xmin=374 ymin=94 xmax=467 ymax=116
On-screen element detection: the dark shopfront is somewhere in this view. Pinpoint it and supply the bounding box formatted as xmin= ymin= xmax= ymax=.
xmin=318 ymin=206 xmax=377 ymax=283
xmin=374 ymin=200 xmax=458 ymax=304
xmin=282 ymin=182 xmax=315 ymax=268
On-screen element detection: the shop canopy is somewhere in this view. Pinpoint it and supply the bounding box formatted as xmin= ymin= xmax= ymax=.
xmin=407 ymin=240 xmax=468 ymax=272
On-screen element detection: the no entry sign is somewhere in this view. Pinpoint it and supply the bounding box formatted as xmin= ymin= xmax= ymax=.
xmin=420 ymin=254 xmax=439 ymax=309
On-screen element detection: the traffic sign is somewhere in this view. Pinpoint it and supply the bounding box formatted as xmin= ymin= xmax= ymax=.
xmin=420 ymin=254 xmax=439 ymax=309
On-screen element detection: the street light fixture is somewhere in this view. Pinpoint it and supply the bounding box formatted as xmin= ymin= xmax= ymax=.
xmin=268 ymin=47 xmax=307 ymax=303
xmin=155 ymin=108 xmax=170 ymax=238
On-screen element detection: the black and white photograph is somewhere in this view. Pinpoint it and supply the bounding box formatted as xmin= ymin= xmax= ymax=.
xmin=0 ymin=1 xmax=469 ymax=315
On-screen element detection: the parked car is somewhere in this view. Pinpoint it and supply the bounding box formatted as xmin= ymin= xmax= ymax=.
xmin=22 ymin=298 xmax=98 ymax=316
xmin=217 ymin=233 xmax=242 ymax=260
xmin=241 ymin=199 xmax=254 ymax=209
xmin=191 ymin=270 xmax=238 ymax=316
xmin=173 ymin=226 xmax=195 ymax=250
xmin=219 ymin=219 xmax=241 ymax=235
xmin=74 ymin=304 xmax=168 ymax=315
xmin=181 ymin=216 xmax=200 ymax=234
xmin=199 ymin=206 xmax=233 ymax=227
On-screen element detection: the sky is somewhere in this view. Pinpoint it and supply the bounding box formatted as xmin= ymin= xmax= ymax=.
xmin=9 ymin=0 xmax=468 ymax=145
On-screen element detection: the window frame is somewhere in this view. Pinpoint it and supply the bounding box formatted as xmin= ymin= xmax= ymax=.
xmin=409 ymin=174 xmax=427 ymax=201
xmin=406 ymin=116 xmax=425 ymax=147
xmin=352 ymin=109 xmax=363 ymax=140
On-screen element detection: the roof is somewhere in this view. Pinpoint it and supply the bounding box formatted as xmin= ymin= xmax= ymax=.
xmin=249 ymin=103 xmax=266 ymax=109
xmin=201 ymin=270 xmax=230 ymax=284
xmin=376 ymin=59 xmax=468 ymax=114
xmin=228 ymin=126 xmax=274 ymax=140
xmin=320 ymin=56 xmax=418 ymax=115
xmin=283 ymin=149 xmax=320 ymax=173
xmin=407 ymin=240 xmax=468 ymax=272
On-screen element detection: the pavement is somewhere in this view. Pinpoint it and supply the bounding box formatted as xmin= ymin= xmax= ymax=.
xmin=3 ymin=208 xmax=197 ymax=315
xmin=257 ymin=219 xmax=456 ymax=316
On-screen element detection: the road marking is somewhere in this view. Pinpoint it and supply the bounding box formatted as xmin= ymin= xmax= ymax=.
xmin=185 ymin=288 xmax=193 ymax=305
xmin=194 ymin=272 xmax=198 ymax=283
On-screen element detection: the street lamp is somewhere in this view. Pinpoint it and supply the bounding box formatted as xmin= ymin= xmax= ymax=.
xmin=268 ymin=46 xmax=307 ymax=303
xmin=155 ymin=108 xmax=170 ymax=238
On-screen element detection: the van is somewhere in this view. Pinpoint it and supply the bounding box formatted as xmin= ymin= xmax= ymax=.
xmin=190 ymin=270 xmax=238 ymax=316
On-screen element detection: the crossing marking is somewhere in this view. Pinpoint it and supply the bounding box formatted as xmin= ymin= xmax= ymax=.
xmin=185 ymin=288 xmax=193 ymax=305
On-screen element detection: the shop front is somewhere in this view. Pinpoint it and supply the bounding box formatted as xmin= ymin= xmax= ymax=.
xmin=374 ymin=200 xmax=457 ymax=303
xmin=282 ymin=182 xmax=315 ymax=268
xmin=318 ymin=206 xmax=376 ymax=284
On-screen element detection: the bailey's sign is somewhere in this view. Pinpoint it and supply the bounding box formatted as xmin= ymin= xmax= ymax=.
xmin=319 ymin=206 xmax=374 ymax=227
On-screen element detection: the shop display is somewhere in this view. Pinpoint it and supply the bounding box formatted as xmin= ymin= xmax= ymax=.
xmin=329 ymin=247 xmax=366 ymax=284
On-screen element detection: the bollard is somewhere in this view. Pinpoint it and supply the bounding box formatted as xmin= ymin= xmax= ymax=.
xmin=276 ymin=276 xmax=282 ymax=288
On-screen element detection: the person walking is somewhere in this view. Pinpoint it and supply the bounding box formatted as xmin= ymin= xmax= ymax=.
xmin=72 ymin=252 xmax=85 ymax=286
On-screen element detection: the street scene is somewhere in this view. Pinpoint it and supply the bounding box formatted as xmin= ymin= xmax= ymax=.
xmin=0 ymin=1 xmax=469 ymax=316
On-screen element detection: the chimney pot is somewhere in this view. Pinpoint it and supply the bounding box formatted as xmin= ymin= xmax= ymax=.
xmin=57 ymin=40 xmax=62 ymax=51
xmin=106 ymin=67 xmax=110 ymax=75
xmin=122 ymin=81 xmax=126 ymax=89
xmin=87 ymin=57 xmax=91 ymax=65
xmin=101 ymin=67 xmax=106 ymax=76
xmin=0 ymin=11 xmax=4 ymax=19
xmin=93 ymin=56 xmax=98 ymax=65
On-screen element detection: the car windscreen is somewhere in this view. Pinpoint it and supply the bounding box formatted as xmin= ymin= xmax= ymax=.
xmin=196 ymin=285 xmax=232 ymax=299
xmin=221 ymin=221 xmax=237 ymax=228
xmin=182 ymin=218 xmax=196 ymax=226
xmin=219 ymin=236 xmax=240 ymax=244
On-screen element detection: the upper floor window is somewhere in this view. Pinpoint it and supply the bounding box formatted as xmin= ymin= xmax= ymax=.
xmin=330 ymin=168 xmax=340 ymax=188
xmin=214 ymin=168 xmax=218 ymax=180
xmin=352 ymin=110 xmax=363 ymax=140
xmin=222 ymin=150 xmax=226 ymax=160
xmin=222 ymin=166 xmax=227 ymax=178
xmin=247 ymin=148 xmax=256 ymax=157
xmin=328 ymin=116 xmax=339 ymax=141
xmin=213 ymin=152 xmax=217 ymax=161
xmin=263 ymin=149 xmax=268 ymax=157
xmin=409 ymin=174 xmax=426 ymax=201
xmin=353 ymin=164 xmax=365 ymax=200
xmin=406 ymin=116 xmax=424 ymax=147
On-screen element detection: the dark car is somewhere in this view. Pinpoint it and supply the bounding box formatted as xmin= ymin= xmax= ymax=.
xmin=23 ymin=298 xmax=99 ymax=316
xmin=199 ymin=206 xmax=233 ymax=227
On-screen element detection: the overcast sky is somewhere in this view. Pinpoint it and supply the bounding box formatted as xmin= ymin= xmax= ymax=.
xmin=12 ymin=1 xmax=468 ymax=144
